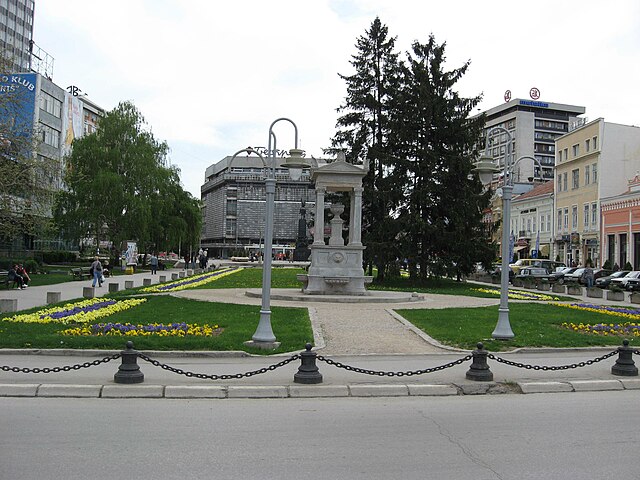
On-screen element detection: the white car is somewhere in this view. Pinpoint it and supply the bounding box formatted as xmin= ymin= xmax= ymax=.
xmin=610 ymin=271 xmax=640 ymax=289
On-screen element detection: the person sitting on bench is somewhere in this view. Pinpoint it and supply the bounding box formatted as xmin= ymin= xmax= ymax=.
xmin=8 ymin=266 xmax=26 ymax=289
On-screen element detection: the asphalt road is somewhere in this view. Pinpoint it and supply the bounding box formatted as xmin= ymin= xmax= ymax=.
xmin=2 ymin=391 xmax=638 ymax=479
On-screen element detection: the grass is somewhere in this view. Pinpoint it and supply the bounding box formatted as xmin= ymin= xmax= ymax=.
xmin=397 ymin=302 xmax=637 ymax=351
xmin=0 ymin=295 xmax=312 ymax=355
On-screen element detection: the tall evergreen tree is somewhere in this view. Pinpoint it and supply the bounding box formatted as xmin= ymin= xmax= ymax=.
xmin=391 ymin=36 xmax=494 ymax=280
xmin=330 ymin=17 xmax=404 ymax=280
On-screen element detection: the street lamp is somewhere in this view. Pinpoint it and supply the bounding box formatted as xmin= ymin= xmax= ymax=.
xmin=473 ymin=127 xmax=543 ymax=339
xmin=230 ymin=118 xmax=309 ymax=348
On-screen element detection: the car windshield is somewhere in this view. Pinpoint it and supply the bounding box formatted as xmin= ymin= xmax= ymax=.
xmin=612 ymin=271 xmax=629 ymax=278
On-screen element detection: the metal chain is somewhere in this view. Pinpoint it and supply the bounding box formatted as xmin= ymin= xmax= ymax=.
xmin=137 ymin=353 xmax=300 ymax=380
xmin=0 ymin=353 xmax=121 ymax=374
xmin=487 ymin=350 xmax=618 ymax=371
xmin=316 ymin=354 xmax=473 ymax=377
xmin=634 ymin=350 xmax=640 ymax=356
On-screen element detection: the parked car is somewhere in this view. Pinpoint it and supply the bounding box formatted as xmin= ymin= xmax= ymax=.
xmin=609 ymin=271 xmax=640 ymax=290
xmin=548 ymin=267 xmax=578 ymax=284
xmin=491 ymin=266 xmax=515 ymax=283
xmin=595 ymin=270 xmax=631 ymax=289
xmin=509 ymin=259 xmax=566 ymax=275
xmin=579 ymin=268 xmax=612 ymax=286
xmin=626 ymin=278 xmax=640 ymax=292
xmin=515 ymin=267 xmax=551 ymax=282
xmin=563 ymin=268 xmax=586 ymax=284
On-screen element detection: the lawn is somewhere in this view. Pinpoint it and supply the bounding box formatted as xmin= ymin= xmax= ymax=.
xmin=0 ymin=295 xmax=312 ymax=355
xmin=397 ymin=302 xmax=639 ymax=351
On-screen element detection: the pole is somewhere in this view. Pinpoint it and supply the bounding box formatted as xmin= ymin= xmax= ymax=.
xmin=493 ymin=182 xmax=514 ymax=339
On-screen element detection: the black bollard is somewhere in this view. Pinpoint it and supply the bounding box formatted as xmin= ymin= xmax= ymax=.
xmin=114 ymin=341 xmax=144 ymax=384
xmin=611 ymin=339 xmax=638 ymax=376
xmin=294 ymin=343 xmax=323 ymax=384
xmin=466 ymin=342 xmax=494 ymax=381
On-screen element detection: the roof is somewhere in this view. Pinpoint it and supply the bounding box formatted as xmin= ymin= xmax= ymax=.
xmin=512 ymin=180 xmax=554 ymax=202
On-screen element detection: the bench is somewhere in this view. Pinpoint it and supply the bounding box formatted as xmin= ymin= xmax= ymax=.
xmin=70 ymin=267 xmax=93 ymax=280
xmin=0 ymin=271 xmax=18 ymax=289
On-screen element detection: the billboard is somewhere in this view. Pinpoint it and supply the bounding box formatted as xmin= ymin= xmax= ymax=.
xmin=0 ymin=73 xmax=37 ymax=135
xmin=61 ymin=91 xmax=84 ymax=157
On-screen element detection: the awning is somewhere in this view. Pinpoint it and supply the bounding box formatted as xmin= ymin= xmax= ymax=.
xmin=514 ymin=245 xmax=527 ymax=252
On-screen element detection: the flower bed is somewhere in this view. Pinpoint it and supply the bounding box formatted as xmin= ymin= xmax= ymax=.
xmin=562 ymin=322 xmax=640 ymax=336
xmin=141 ymin=267 xmax=240 ymax=293
xmin=2 ymin=298 xmax=147 ymax=325
xmin=61 ymin=322 xmax=222 ymax=337
xmin=553 ymin=303 xmax=640 ymax=321
xmin=472 ymin=287 xmax=559 ymax=302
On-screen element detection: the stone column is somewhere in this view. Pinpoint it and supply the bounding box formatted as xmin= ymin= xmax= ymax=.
xmin=313 ymin=187 xmax=326 ymax=245
xmin=349 ymin=189 xmax=355 ymax=244
xmin=350 ymin=187 xmax=363 ymax=246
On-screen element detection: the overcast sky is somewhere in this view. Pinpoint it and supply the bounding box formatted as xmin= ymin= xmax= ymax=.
xmin=34 ymin=0 xmax=639 ymax=197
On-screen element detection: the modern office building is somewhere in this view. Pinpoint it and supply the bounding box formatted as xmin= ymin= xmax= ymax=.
xmin=0 ymin=0 xmax=34 ymax=73
xmin=554 ymin=118 xmax=640 ymax=267
xmin=480 ymin=98 xmax=586 ymax=182
xmin=200 ymin=155 xmax=326 ymax=259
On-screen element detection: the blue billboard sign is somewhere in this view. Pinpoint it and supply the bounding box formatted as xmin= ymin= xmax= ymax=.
xmin=0 ymin=73 xmax=37 ymax=134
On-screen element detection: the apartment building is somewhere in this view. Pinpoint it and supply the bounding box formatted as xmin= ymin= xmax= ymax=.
xmin=0 ymin=0 xmax=34 ymax=73
xmin=554 ymin=118 xmax=640 ymax=267
xmin=510 ymin=180 xmax=554 ymax=259
xmin=480 ymin=98 xmax=585 ymax=182
xmin=601 ymin=175 xmax=640 ymax=269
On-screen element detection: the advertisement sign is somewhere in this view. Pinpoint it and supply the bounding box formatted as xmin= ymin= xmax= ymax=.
xmin=0 ymin=73 xmax=37 ymax=135
xmin=123 ymin=241 xmax=138 ymax=266
xmin=61 ymin=91 xmax=84 ymax=157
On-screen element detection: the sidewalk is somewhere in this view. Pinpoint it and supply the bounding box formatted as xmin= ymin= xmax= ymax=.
xmin=0 ymin=276 xmax=639 ymax=398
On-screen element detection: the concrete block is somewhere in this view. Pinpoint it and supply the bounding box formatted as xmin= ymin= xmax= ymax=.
xmin=289 ymin=385 xmax=350 ymax=398
xmin=408 ymin=384 xmax=458 ymax=396
xmin=187 ymin=269 xmax=194 ymax=276
xmin=567 ymin=285 xmax=583 ymax=295
xmin=159 ymin=275 xmax=167 ymax=283
xmin=46 ymin=291 xmax=61 ymax=304
xmin=552 ymin=284 xmax=566 ymax=293
xmin=0 ymin=298 xmax=18 ymax=313
xmin=82 ymin=286 xmax=95 ymax=299
xmin=143 ymin=278 xmax=152 ymax=286
xmin=165 ymin=386 xmax=226 ymax=398
xmin=227 ymin=386 xmax=288 ymax=398
xmin=124 ymin=280 xmax=134 ymax=289
xmin=179 ymin=271 xmax=186 ymax=278
xmin=630 ymin=293 xmax=640 ymax=304
xmin=456 ymin=383 xmax=492 ymax=395
xmin=518 ymin=381 xmax=573 ymax=394
xmin=570 ymin=380 xmax=623 ymax=392
xmin=101 ymin=385 xmax=164 ymax=398
xmin=586 ymin=287 xmax=603 ymax=298
xmin=0 ymin=384 xmax=39 ymax=397
xmin=348 ymin=384 xmax=408 ymax=397
xmin=619 ymin=378 xmax=640 ymax=389
xmin=171 ymin=273 xmax=179 ymax=280
xmin=108 ymin=283 xmax=119 ymax=293
xmin=37 ymin=384 xmax=102 ymax=397
xmin=606 ymin=291 xmax=625 ymax=301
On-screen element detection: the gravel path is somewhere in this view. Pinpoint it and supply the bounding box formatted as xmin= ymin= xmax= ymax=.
xmin=173 ymin=289 xmax=499 ymax=355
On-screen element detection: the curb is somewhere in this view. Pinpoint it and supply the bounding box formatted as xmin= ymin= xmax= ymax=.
xmin=2 ymin=379 xmax=639 ymax=399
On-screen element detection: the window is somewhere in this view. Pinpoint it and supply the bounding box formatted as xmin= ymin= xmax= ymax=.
xmin=540 ymin=215 xmax=545 ymax=232
xmin=563 ymin=148 xmax=568 ymax=161
xmin=557 ymin=174 xmax=562 ymax=192
xmin=547 ymin=214 xmax=551 ymax=232
xmin=585 ymin=165 xmax=590 ymax=185
xmin=532 ymin=216 xmax=537 ymax=233
xmin=572 ymin=169 xmax=579 ymax=189
xmin=584 ymin=204 xmax=590 ymax=229
xmin=572 ymin=206 xmax=578 ymax=229
xmin=564 ymin=208 xmax=569 ymax=230
xmin=592 ymin=163 xmax=598 ymax=183
xmin=557 ymin=209 xmax=563 ymax=232
xmin=226 ymin=199 xmax=237 ymax=216
xmin=591 ymin=203 xmax=597 ymax=227
xmin=572 ymin=144 xmax=580 ymax=157
xmin=40 ymin=92 xmax=62 ymax=118
xmin=585 ymin=138 xmax=590 ymax=152
xmin=40 ymin=124 xmax=60 ymax=148
xmin=225 ymin=218 xmax=237 ymax=237
xmin=593 ymin=136 xmax=598 ymax=150
xmin=563 ymin=172 xmax=567 ymax=191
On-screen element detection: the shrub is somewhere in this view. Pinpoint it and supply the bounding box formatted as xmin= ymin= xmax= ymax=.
xmin=624 ymin=261 xmax=633 ymax=271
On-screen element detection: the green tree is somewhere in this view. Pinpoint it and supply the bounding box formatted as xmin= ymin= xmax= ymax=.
xmin=390 ymin=35 xmax=494 ymax=280
xmin=0 ymin=56 xmax=58 ymax=250
xmin=54 ymin=101 xmax=200 ymax=258
xmin=330 ymin=17 xmax=405 ymax=281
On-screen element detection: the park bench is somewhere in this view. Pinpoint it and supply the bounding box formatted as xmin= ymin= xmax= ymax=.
xmin=0 ymin=270 xmax=19 ymax=289
xmin=70 ymin=267 xmax=92 ymax=280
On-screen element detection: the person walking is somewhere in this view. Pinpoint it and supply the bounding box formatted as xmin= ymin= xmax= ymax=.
xmin=584 ymin=262 xmax=595 ymax=288
xmin=150 ymin=253 xmax=158 ymax=275
xmin=91 ymin=256 xmax=104 ymax=288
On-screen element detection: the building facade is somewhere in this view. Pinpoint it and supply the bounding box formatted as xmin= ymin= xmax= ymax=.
xmin=200 ymin=155 xmax=326 ymax=259
xmin=510 ymin=180 xmax=554 ymax=259
xmin=601 ymin=175 xmax=640 ymax=270
xmin=480 ymin=98 xmax=586 ymax=182
xmin=554 ymin=118 xmax=640 ymax=267
xmin=0 ymin=0 xmax=34 ymax=73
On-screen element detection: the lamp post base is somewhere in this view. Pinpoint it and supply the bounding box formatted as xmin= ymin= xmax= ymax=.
xmin=243 ymin=340 xmax=281 ymax=350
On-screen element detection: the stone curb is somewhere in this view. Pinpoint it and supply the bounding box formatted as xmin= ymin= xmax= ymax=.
xmin=1 ymin=380 xmax=637 ymax=399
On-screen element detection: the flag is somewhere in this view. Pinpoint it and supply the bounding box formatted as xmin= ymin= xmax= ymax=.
xmin=534 ymin=230 xmax=540 ymax=258
xmin=508 ymin=231 xmax=515 ymax=263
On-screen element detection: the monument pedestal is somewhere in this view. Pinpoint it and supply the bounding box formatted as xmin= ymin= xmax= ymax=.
xmin=301 ymin=244 xmax=372 ymax=295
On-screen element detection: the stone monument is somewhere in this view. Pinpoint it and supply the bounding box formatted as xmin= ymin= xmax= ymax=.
xmin=298 ymin=152 xmax=372 ymax=295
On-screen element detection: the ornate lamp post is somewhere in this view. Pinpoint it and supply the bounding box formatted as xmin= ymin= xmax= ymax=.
xmin=473 ymin=127 xmax=543 ymax=339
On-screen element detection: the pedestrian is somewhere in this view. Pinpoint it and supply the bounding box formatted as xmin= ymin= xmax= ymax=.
xmin=150 ymin=253 xmax=158 ymax=274
xmin=15 ymin=264 xmax=30 ymax=286
xmin=91 ymin=256 xmax=104 ymax=288
xmin=8 ymin=265 xmax=26 ymax=289
xmin=584 ymin=263 xmax=594 ymax=288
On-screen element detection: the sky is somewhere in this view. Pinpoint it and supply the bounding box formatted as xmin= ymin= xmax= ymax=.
xmin=34 ymin=0 xmax=640 ymax=198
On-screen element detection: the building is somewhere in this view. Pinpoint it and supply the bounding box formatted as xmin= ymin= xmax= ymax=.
xmin=200 ymin=155 xmax=326 ymax=259
xmin=0 ymin=0 xmax=34 ymax=73
xmin=480 ymin=98 xmax=586 ymax=182
xmin=510 ymin=180 xmax=555 ymax=259
xmin=601 ymin=175 xmax=640 ymax=270
xmin=554 ymin=118 xmax=640 ymax=267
